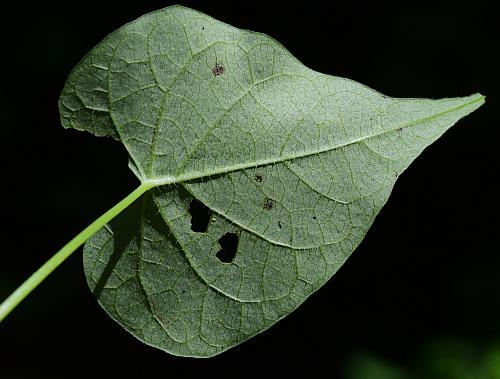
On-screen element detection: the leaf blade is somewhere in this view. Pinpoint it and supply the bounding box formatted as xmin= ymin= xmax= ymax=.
xmin=61 ymin=5 xmax=484 ymax=357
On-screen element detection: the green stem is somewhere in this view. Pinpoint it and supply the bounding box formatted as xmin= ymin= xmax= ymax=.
xmin=0 ymin=182 xmax=152 ymax=323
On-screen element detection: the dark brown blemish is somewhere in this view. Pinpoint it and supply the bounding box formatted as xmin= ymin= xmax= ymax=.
xmin=278 ymin=221 xmax=282 ymax=229
xmin=212 ymin=62 xmax=224 ymax=76
xmin=263 ymin=197 xmax=274 ymax=210
xmin=254 ymin=174 xmax=263 ymax=183
xmin=396 ymin=127 xmax=403 ymax=132
xmin=216 ymin=232 xmax=239 ymax=263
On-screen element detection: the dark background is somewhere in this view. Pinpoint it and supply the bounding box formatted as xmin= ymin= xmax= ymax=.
xmin=0 ymin=1 xmax=498 ymax=377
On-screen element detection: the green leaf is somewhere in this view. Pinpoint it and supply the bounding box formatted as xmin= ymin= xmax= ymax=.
xmin=58 ymin=5 xmax=484 ymax=357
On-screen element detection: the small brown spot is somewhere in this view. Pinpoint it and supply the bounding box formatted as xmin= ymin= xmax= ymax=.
xmin=202 ymin=26 xmax=205 ymax=30
xmin=278 ymin=221 xmax=282 ymax=229
xmin=396 ymin=127 xmax=403 ymax=132
xmin=254 ymin=174 xmax=263 ymax=183
xmin=263 ymin=198 xmax=274 ymax=210
xmin=212 ymin=62 xmax=224 ymax=76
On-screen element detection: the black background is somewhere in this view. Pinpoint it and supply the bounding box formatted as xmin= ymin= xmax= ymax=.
xmin=0 ymin=1 xmax=498 ymax=377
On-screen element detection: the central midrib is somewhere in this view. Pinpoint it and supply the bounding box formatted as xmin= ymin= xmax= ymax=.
xmin=142 ymin=94 xmax=484 ymax=188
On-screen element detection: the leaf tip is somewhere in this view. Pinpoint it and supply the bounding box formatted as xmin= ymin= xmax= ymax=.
xmin=472 ymin=92 xmax=486 ymax=104
xmin=468 ymin=92 xmax=486 ymax=109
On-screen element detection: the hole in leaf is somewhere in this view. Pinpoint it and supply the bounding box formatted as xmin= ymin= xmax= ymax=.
xmin=189 ymin=199 xmax=211 ymax=233
xmin=312 ymin=216 xmax=317 ymax=220
xmin=216 ymin=233 xmax=238 ymax=263
xmin=254 ymin=174 xmax=263 ymax=183
xmin=278 ymin=221 xmax=282 ymax=229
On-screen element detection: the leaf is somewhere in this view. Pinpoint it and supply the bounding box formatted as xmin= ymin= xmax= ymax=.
xmin=58 ymin=5 xmax=484 ymax=357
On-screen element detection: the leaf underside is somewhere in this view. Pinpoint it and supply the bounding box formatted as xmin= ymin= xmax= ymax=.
xmin=59 ymin=5 xmax=484 ymax=357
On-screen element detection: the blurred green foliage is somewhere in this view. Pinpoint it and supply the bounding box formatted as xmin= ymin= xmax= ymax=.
xmin=345 ymin=338 xmax=500 ymax=379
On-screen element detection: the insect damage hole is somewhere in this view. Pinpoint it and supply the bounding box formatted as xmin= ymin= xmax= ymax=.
xmin=216 ymin=233 xmax=239 ymax=263
xmin=189 ymin=199 xmax=211 ymax=233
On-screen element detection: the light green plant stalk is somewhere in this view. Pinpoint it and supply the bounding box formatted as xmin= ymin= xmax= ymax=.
xmin=0 ymin=183 xmax=151 ymax=322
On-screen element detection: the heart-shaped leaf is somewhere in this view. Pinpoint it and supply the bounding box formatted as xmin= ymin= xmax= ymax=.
xmin=59 ymin=5 xmax=484 ymax=357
